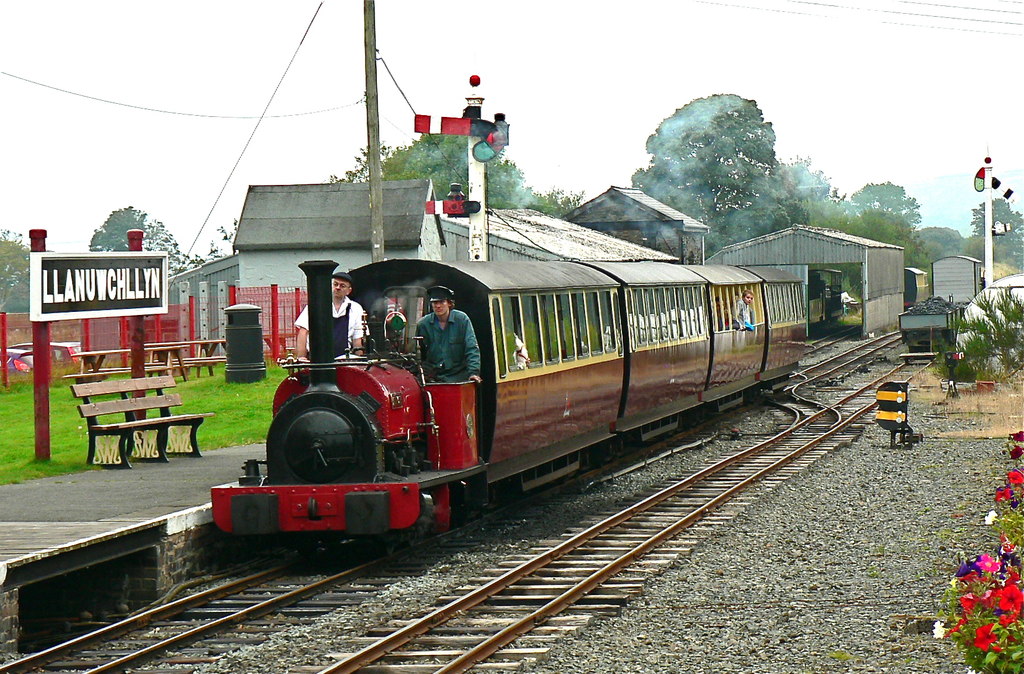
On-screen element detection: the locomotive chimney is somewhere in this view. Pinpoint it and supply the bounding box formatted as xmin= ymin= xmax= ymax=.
xmin=299 ymin=259 xmax=340 ymax=388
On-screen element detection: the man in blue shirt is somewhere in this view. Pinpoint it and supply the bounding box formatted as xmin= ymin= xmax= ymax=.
xmin=415 ymin=286 xmax=482 ymax=383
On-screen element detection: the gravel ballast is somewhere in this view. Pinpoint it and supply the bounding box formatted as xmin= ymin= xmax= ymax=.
xmin=194 ymin=357 xmax=1007 ymax=674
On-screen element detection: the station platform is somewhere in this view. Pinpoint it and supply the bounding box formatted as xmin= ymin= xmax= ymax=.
xmin=0 ymin=444 xmax=262 ymax=590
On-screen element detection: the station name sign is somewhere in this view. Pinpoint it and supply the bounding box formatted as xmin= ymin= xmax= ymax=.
xmin=30 ymin=252 xmax=169 ymax=321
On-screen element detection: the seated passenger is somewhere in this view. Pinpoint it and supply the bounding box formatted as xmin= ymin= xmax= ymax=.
xmin=514 ymin=334 xmax=531 ymax=369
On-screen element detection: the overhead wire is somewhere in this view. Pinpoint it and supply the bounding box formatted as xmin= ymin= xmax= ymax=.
xmin=376 ymin=51 xmax=466 ymax=197
xmin=0 ymin=70 xmax=362 ymax=119
xmin=695 ymin=0 xmax=1024 ymax=33
xmin=185 ymin=2 xmax=324 ymax=256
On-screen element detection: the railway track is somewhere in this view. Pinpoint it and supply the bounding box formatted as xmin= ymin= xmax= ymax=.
xmin=1 ymin=333 xmax=906 ymax=674
xmin=290 ymin=335 xmax=916 ymax=673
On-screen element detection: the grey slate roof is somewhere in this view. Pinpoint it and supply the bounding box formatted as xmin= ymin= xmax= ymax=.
xmin=564 ymin=186 xmax=709 ymax=233
xmin=487 ymin=209 xmax=675 ymax=261
xmin=233 ymin=180 xmax=434 ymax=250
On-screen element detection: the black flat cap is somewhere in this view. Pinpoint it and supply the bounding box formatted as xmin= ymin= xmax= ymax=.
xmin=427 ymin=286 xmax=454 ymax=302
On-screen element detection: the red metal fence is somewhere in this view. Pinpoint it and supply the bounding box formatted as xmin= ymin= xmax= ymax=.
xmin=1 ymin=284 xmax=308 ymax=386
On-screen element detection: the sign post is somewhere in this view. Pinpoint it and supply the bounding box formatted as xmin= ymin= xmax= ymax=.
xmin=28 ymin=242 xmax=168 ymax=461
xmin=29 ymin=230 xmax=51 ymax=461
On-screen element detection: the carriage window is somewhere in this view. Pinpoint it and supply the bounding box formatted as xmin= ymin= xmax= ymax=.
xmin=647 ymin=288 xmax=660 ymax=344
xmin=696 ymin=287 xmax=707 ymax=336
xmin=654 ymin=287 xmax=668 ymax=342
xmin=500 ymin=295 xmax=530 ymax=372
xmin=600 ymin=290 xmax=617 ymax=353
xmin=540 ymin=294 xmax=559 ymax=363
xmin=557 ymin=293 xmax=575 ymax=360
xmin=667 ymin=287 xmax=679 ymax=340
xmin=711 ymin=288 xmax=727 ymax=332
xmin=573 ymin=292 xmax=590 ymax=357
xmin=492 ymin=297 xmax=508 ymax=376
xmin=586 ymin=291 xmax=603 ymax=355
xmin=521 ymin=294 xmax=542 ymax=366
xmin=639 ymin=290 xmax=652 ymax=346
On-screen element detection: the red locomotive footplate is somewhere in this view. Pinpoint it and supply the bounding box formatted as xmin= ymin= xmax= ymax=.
xmin=211 ymin=483 xmax=421 ymax=534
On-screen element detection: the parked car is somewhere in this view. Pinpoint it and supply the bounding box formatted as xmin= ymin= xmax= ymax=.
xmin=9 ymin=341 xmax=81 ymax=366
xmin=4 ymin=348 xmax=33 ymax=374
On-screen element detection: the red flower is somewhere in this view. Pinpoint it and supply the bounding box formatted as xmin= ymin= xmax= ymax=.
xmin=962 ymin=593 xmax=979 ymax=613
xmin=1000 ymin=583 xmax=1024 ymax=616
xmin=975 ymin=623 xmax=1002 ymax=651
xmin=997 ymin=486 xmax=1015 ymax=502
xmin=1011 ymin=431 xmax=1024 ymax=442
xmin=1010 ymin=470 xmax=1024 ymax=485
xmin=1012 ymin=445 xmax=1024 ymax=460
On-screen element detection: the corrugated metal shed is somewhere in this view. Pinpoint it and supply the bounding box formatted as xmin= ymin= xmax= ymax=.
xmin=932 ymin=255 xmax=983 ymax=303
xmin=706 ymin=225 xmax=904 ymax=335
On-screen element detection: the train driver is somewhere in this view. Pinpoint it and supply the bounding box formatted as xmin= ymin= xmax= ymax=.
xmin=733 ymin=289 xmax=755 ymax=331
xmin=416 ymin=286 xmax=482 ymax=383
xmin=294 ymin=271 xmax=365 ymax=360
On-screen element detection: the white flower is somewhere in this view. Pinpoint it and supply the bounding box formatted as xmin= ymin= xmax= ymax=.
xmin=986 ymin=510 xmax=999 ymax=526
xmin=933 ymin=620 xmax=946 ymax=639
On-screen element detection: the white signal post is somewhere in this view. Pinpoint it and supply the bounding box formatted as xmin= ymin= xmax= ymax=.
xmin=984 ymin=156 xmax=994 ymax=287
xmin=467 ymin=79 xmax=488 ymax=261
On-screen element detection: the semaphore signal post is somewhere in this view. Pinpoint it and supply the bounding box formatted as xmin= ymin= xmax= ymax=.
xmin=414 ymin=74 xmax=509 ymax=261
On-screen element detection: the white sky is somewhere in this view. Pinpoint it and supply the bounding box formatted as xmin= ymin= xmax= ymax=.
xmin=1 ymin=0 xmax=1021 ymax=255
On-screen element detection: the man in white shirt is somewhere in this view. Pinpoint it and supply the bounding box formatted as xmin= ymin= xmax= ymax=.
xmin=293 ymin=271 xmax=364 ymax=360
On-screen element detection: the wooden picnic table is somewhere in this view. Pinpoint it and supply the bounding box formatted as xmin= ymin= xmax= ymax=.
xmin=67 ymin=340 xmax=228 ymax=383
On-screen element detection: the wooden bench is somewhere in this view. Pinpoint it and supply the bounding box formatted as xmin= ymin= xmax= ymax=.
xmin=71 ymin=376 xmax=214 ymax=468
xmin=63 ymin=364 xmax=179 ymax=384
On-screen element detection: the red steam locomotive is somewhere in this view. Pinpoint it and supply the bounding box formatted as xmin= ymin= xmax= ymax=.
xmin=211 ymin=258 xmax=806 ymax=540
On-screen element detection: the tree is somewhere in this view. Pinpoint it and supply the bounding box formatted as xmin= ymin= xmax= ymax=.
xmin=850 ymin=182 xmax=922 ymax=226
xmin=631 ymin=94 xmax=787 ymax=251
xmin=918 ymin=227 xmax=964 ymax=261
xmin=90 ymin=207 xmax=201 ymax=275
xmin=957 ymin=288 xmax=1024 ymax=380
xmin=333 ymin=136 xmax=582 ymax=217
xmin=0 ymin=230 xmax=29 ymax=312
xmin=969 ymin=200 xmax=1024 ymax=271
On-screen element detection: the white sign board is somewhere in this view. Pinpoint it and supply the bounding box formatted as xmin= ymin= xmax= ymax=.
xmin=30 ymin=252 xmax=169 ymax=321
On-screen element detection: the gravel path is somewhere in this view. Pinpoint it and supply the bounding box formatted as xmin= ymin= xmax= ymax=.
xmin=194 ymin=354 xmax=1005 ymax=674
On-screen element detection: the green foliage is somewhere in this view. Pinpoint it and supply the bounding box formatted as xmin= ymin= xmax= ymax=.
xmin=90 ymin=206 xmax=204 ymax=275
xmin=970 ymin=201 xmax=1024 ymax=271
xmin=0 ymin=365 xmax=278 ymax=485
xmin=632 ymin=94 xmax=791 ymax=251
xmin=919 ymin=227 xmax=965 ymax=260
xmin=334 ymin=137 xmax=582 ymax=218
xmin=956 ymin=288 xmax=1024 ymax=381
xmin=0 ymin=229 xmax=30 ymax=312
xmin=850 ymin=182 xmax=922 ymax=226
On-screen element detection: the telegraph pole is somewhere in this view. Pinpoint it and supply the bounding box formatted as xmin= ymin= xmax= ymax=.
xmin=364 ymin=0 xmax=385 ymax=262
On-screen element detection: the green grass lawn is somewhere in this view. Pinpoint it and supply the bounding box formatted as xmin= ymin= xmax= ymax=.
xmin=0 ymin=364 xmax=280 ymax=485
